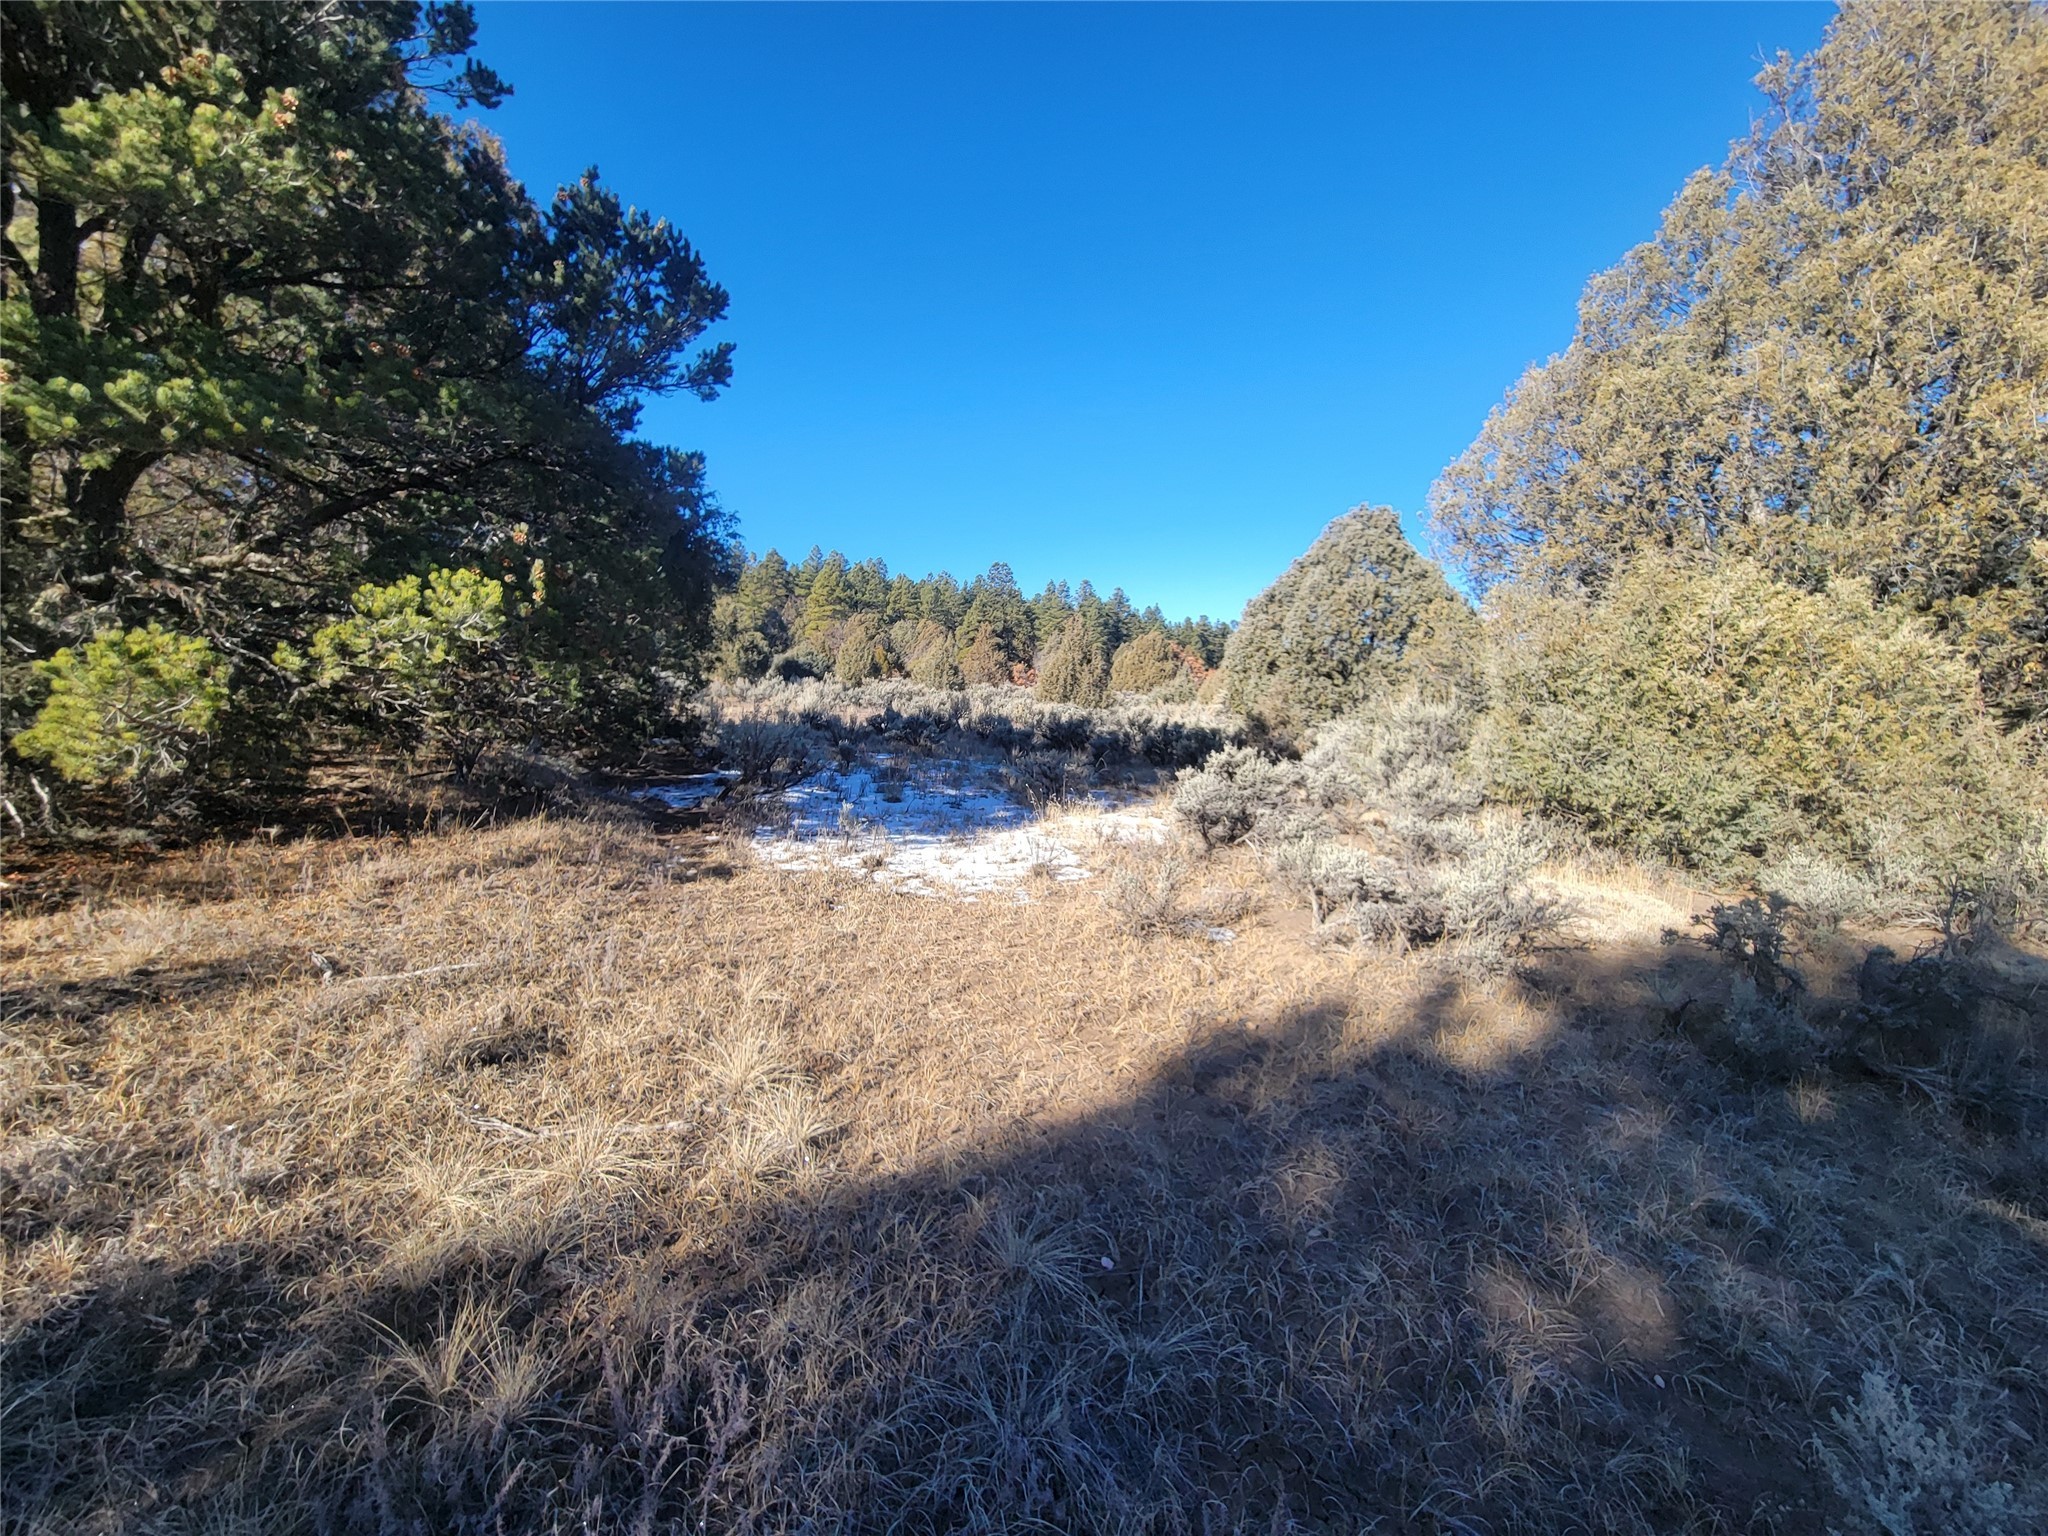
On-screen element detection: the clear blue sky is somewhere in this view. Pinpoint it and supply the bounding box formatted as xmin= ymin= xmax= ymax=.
xmin=473 ymin=1 xmax=1833 ymax=622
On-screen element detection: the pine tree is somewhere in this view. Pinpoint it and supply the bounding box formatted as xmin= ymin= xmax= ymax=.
xmin=2 ymin=1 xmax=737 ymax=799
xmin=801 ymin=554 xmax=851 ymax=648
xmin=1028 ymin=581 xmax=1075 ymax=654
xmin=959 ymin=563 xmax=1031 ymax=666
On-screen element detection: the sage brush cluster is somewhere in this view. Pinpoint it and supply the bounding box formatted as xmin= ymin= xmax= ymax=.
xmin=1174 ymin=696 xmax=1568 ymax=969
xmin=712 ymin=678 xmax=1241 ymax=774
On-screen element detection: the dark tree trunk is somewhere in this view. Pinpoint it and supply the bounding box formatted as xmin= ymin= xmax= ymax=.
xmin=34 ymin=195 xmax=78 ymax=319
xmin=74 ymin=450 xmax=161 ymax=588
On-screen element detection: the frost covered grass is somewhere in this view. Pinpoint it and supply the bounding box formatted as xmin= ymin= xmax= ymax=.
xmin=6 ymin=810 xmax=2047 ymax=1534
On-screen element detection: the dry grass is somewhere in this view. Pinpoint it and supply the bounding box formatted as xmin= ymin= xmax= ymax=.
xmin=4 ymin=810 xmax=2045 ymax=1533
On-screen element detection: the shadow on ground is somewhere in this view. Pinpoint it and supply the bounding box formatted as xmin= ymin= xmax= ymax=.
xmin=5 ymin=931 xmax=2044 ymax=1534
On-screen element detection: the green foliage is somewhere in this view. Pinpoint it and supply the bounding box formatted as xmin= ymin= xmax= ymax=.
xmin=1036 ymin=613 xmax=1110 ymax=706
xmin=1107 ymin=630 xmax=1184 ymax=696
xmin=2 ymin=2 xmax=735 ymax=815
xmin=801 ymin=555 xmax=852 ymax=649
xmin=833 ymin=612 xmax=892 ymax=686
xmin=711 ymin=547 xmax=1227 ymax=693
xmin=1482 ymin=559 xmax=2036 ymax=871
xmin=957 ymin=562 xmax=1033 ymax=668
xmin=15 ymin=624 xmax=228 ymax=804
xmin=901 ymin=621 xmax=962 ymax=689
xmin=279 ymin=567 xmax=554 ymax=778
xmin=1429 ymin=1 xmax=2048 ymax=728
xmin=1220 ymin=506 xmax=1478 ymax=739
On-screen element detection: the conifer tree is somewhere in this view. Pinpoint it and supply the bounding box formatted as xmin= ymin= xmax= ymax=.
xmin=1428 ymin=0 xmax=2047 ymax=726
xmin=959 ymin=563 xmax=1032 ymax=666
xmin=1107 ymin=630 xmax=1184 ymax=695
xmin=959 ymin=624 xmax=1010 ymax=687
xmin=800 ymin=554 xmax=851 ymax=648
xmin=1029 ymin=581 xmax=1075 ymax=654
xmin=3 ymin=1 xmax=737 ymax=801
xmin=1036 ymin=613 xmax=1110 ymax=706
xmin=1221 ymin=507 xmax=1477 ymax=737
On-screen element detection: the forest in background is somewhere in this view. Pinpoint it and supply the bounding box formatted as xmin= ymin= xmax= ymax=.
xmin=709 ymin=547 xmax=1232 ymax=700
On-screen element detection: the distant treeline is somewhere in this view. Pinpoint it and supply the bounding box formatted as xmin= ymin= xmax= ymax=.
xmin=712 ymin=549 xmax=1233 ymax=703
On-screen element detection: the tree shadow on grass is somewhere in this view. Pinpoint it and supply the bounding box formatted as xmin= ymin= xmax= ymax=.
xmin=5 ymin=938 xmax=2045 ymax=1533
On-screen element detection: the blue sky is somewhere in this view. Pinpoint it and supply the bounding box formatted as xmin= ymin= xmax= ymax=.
xmin=473 ymin=1 xmax=1833 ymax=622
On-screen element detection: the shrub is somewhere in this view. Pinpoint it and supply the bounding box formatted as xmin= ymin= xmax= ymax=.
xmin=1105 ymin=849 xmax=1193 ymax=935
xmin=1818 ymin=1369 xmax=2030 ymax=1536
xmin=1482 ymin=558 xmax=2037 ymax=874
xmin=15 ymin=624 xmax=229 ymax=808
xmin=1702 ymin=897 xmax=1799 ymax=988
xmin=1303 ymin=694 xmax=1479 ymax=820
xmin=1759 ymin=848 xmax=1885 ymax=931
xmin=1105 ymin=845 xmax=1251 ymax=937
xmin=1712 ymin=976 xmax=1823 ymax=1083
xmin=1172 ymin=748 xmax=1313 ymax=849
xmin=1221 ymin=506 xmax=1479 ymax=740
xmin=770 ymin=645 xmax=832 ymax=682
xmin=716 ymin=717 xmax=823 ymax=789
xmin=1426 ymin=818 xmax=1566 ymax=969
xmin=1272 ymin=836 xmax=1403 ymax=925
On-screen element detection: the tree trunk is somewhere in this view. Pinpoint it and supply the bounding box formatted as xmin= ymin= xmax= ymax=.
xmin=34 ymin=195 xmax=79 ymax=319
xmin=74 ymin=450 xmax=161 ymax=589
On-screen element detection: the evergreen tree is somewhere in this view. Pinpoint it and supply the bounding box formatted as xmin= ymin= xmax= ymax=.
xmin=959 ymin=562 xmax=1031 ymax=665
xmin=1485 ymin=557 xmax=2032 ymax=870
xmin=884 ymin=573 xmax=921 ymax=623
xmin=1036 ymin=613 xmax=1110 ymax=706
xmin=800 ymin=553 xmax=850 ymax=648
xmin=833 ymin=612 xmax=891 ymax=685
xmin=1428 ymin=0 xmax=2048 ymax=727
xmin=901 ymin=620 xmax=961 ymax=688
xmin=1221 ymin=507 xmax=1477 ymax=737
xmin=920 ymin=572 xmax=966 ymax=630
xmin=1028 ymin=581 xmax=1075 ymax=654
xmin=1107 ymin=630 xmax=1185 ymax=695
xmin=844 ymin=557 xmax=889 ymax=615
xmin=3 ymin=1 xmax=736 ymax=799
xmin=959 ymin=624 xmax=1010 ymax=687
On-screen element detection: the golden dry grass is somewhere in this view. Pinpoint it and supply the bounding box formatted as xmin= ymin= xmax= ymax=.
xmin=4 ymin=811 xmax=2045 ymax=1533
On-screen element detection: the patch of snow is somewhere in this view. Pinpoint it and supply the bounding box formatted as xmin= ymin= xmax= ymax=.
xmin=632 ymin=772 xmax=738 ymax=810
xmin=692 ymin=756 xmax=1171 ymax=901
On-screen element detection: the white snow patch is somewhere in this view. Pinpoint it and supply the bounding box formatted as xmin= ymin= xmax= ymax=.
xmin=631 ymin=771 xmax=738 ymax=810
xmin=703 ymin=756 xmax=1170 ymax=901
